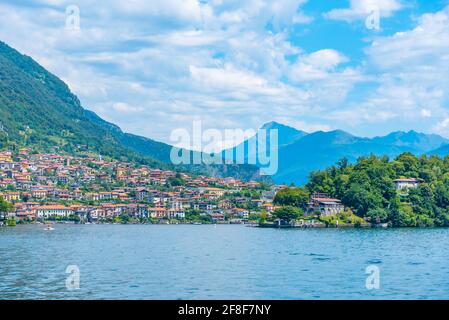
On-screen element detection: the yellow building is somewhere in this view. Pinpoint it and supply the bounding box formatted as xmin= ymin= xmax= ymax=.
xmin=1 ymin=192 xmax=21 ymax=202
xmin=0 ymin=151 xmax=12 ymax=162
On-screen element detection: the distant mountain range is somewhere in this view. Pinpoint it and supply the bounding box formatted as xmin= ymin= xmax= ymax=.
xmin=225 ymin=121 xmax=449 ymax=185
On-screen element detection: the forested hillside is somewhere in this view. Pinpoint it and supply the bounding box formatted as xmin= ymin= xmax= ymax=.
xmin=306 ymin=153 xmax=449 ymax=227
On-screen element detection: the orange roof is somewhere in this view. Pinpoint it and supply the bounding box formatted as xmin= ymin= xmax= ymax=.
xmin=37 ymin=205 xmax=72 ymax=210
xmin=150 ymin=208 xmax=166 ymax=212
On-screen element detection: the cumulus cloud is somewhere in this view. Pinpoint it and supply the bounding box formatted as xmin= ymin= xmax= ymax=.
xmin=325 ymin=5 xmax=449 ymax=134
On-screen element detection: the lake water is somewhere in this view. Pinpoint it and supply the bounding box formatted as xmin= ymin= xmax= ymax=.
xmin=1 ymin=224 xmax=448 ymax=300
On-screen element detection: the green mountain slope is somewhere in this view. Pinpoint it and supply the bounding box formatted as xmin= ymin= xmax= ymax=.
xmin=0 ymin=41 xmax=166 ymax=168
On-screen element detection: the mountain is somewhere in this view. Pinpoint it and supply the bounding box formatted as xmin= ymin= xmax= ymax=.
xmin=274 ymin=130 xmax=421 ymax=184
xmin=0 ymin=41 xmax=162 ymax=166
xmin=260 ymin=121 xmax=308 ymax=147
xmin=223 ymin=124 xmax=449 ymax=185
xmin=0 ymin=41 xmax=265 ymax=181
xmin=222 ymin=121 xmax=307 ymax=162
xmin=428 ymin=144 xmax=449 ymax=157
xmin=372 ymin=130 xmax=449 ymax=154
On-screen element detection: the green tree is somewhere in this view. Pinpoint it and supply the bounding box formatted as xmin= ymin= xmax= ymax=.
xmin=0 ymin=196 xmax=14 ymax=221
xmin=273 ymin=187 xmax=309 ymax=208
xmin=366 ymin=208 xmax=389 ymax=224
xmin=272 ymin=206 xmax=302 ymax=222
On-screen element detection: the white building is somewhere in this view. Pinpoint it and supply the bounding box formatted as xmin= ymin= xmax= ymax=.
xmin=307 ymin=193 xmax=345 ymax=217
xmin=36 ymin=206 xmax=74 ymax=218
xmin=394 ymin=178 xmax=421 ymax=190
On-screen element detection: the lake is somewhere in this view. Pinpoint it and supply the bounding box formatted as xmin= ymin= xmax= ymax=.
xmin=0 ymin=224 xmax=448 ymax=299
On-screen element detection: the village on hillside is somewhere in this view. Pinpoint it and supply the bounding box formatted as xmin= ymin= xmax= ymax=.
xmin=0 ymin=148 xmax=284 ymax=224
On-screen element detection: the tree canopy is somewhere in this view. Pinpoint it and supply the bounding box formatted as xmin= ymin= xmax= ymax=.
xmin=272 ymin=206 xmax=303 ymax=222
xmin=274 ymin=187 xmax=309 ymax=207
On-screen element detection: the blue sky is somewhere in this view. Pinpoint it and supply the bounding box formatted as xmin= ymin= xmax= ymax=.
xmin=1 ymin=0 xmax=449 ymax=145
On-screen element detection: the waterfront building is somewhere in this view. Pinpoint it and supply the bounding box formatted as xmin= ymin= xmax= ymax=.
xmin=307 ymin=193 xmax=345 ymax=216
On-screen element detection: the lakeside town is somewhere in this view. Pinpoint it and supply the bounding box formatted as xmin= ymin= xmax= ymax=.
xmin=0 ymin=148 xmax=431 ymax=228
xmin=0 ymin=148 xmax=281 ymax=225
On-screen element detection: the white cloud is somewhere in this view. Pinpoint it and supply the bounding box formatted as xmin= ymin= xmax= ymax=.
xmin=433 ymin=117 xmax=449 ymax=136
xmin=111 ymin=102 xmax=144 ymax=113
xmin=421 ymin=109 xmax=432 ymax=118
xmin=324 ymin=5 xmax=449 ymax=134
xmin=303 ymin=49 xmax=348 ymax=70
xmin=325 ymin=0 xmax=403 ymax=21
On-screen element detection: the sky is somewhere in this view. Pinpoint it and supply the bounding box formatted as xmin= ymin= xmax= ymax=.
xmin=1 ymin=0 xmax=449 ymax=146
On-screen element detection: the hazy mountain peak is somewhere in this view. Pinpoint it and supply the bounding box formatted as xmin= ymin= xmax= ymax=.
xmin=373 ymin=130 xmax=449 ymax=153
xmin=261 ymin=121 xmax=300 ymax=131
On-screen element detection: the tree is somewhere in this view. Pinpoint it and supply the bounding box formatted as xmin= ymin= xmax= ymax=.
xmin=0 ymin=196 xmax=14 ymax=221
xmin=343 ymin=184 xmax=382 ymax=217
xmin=272 ymin=206 xmax=302 ymax=222
xmin=167 ymin=176 xmax=184 ymax=187
xmin=366 ymin=208 xmax=388 ymax=224
xmin=274 ymin=187 xmax=309 ymax=208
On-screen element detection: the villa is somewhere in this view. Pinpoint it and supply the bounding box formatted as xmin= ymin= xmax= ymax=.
xmin=393 ymin=178 xmax=421 ymax=190
xmin=307 ymin=193 xmax=345 ymax=217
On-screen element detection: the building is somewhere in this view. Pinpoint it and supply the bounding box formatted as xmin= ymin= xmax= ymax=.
xmin=166 ymin=208 xmax=185 ymax=219
xmin=0 ymin=151 xmax=12 ymax=162
xmin=307 ymin=193 xmax=345 ymax=217
xmin=209 ymin=213 xmax=225 ymax=222
xmin=393 ymin=178 xmax=421 ymax=191
xmin=36 ymin=205 xmax=75 ymax=218
xmin=233 ymin=208 xmax=249 ymax=219
xmin=1 ymin=192 xmax=21 ymax=202
xmin=199 ymin=187 xmax=226 ymax=197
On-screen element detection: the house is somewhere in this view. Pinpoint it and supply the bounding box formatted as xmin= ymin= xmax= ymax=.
xmin=31 ymin=189 xmax=48 ymax=199
xmin=1 ymin=192 xmax=21 ymax=202
xmin=200 ymin=187 xmax=226 ymax=197
xmin=89 ymin=208 xmax=106 ymax=221
xmin=209 ymin=213 xmax=225 ymax=222
xmin=166 ymin=208 xmax=185 ymax=219
xmin=192 ymin=202 xmax=216 ymax=212
xmin=169 ymin=200 xmax=184 ymax=210
xmin=307 ymin=193 xmax=345 ymax=217
xmin=261 ymin=203 xmax=275 ymax=213
xmin=136 ymin=188 xmax=152 ymax=201
xmin=394 ymin=178 xmax=421 ymax=191
xmin=149 ymin=207 xmax=167 ymax=219
xmin=233 ymin=208 xmax=249 ymax=219
xmin=36 ymin=205 xmax=75 ymax=218
xmin=0 ymin=151 xmax=12 ymax=162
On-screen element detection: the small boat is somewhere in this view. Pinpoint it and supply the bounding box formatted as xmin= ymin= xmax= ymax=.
xmin=44 ymin=225 xmax=55 ymax=231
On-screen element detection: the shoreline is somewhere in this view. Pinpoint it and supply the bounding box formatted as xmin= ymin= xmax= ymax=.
xmin=3 ymin=221 xmax=447 ymax=229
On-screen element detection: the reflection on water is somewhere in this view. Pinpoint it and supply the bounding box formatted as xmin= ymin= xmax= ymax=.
xmin=0 ymin=224 xmax=448 ymax=300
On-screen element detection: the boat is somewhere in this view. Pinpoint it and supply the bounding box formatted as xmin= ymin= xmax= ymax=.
xmin=44 ymin=225 xmax=55 ymax=231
